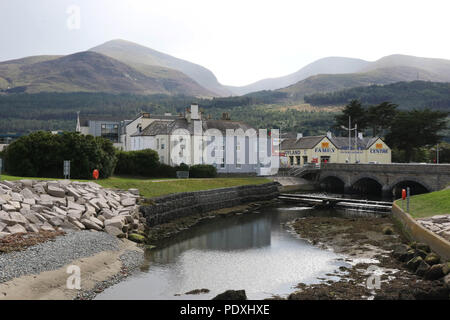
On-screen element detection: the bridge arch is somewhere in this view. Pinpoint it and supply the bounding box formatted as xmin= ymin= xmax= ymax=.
xmin=350 ymin=175 xmax=384 ymax=196
xmin=388 ymin=177 xmax=432 ymax=197
xmin=319 ymin=174 xmax=346 ymax=193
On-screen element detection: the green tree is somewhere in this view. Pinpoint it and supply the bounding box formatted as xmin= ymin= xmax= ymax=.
xmin=385 ymin=109 xmax=449 ymax=162
xmin=334 ymin=100 xmax=369 ymax=134
xmin=3 ymin=131 xmax=117 ymax=178
xmin=367 ymin=102 xmax=398 ymax=137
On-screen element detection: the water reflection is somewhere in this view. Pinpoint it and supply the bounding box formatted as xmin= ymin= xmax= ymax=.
xmin=96 ymin=205 xmax=344 ymax=300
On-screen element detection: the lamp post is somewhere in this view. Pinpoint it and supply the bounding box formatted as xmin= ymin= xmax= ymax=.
xmin=341 ymin=116 xmax=358 ymax=163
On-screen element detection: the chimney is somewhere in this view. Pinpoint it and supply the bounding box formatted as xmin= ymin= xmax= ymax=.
xmin=358 ymin=132 xmax=363 ymax=140
xmin=327 ymin=131 xmax=332 ymax=139
xmin=190 ymin=104 xmax=200 ymax=120
xmin=296 ymin=133 xmax=303 ymax=140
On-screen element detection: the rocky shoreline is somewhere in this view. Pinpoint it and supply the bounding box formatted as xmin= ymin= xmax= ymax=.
xmin=285 ymin=214 xmax=450 ymax=300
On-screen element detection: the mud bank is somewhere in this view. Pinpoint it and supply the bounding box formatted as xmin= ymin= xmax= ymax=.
xmin=287 ymin=215 xmax=449 ymax=300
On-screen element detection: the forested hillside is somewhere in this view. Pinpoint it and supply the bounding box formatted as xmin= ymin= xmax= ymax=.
xmin=304 ymin=81 xmax=450 ymax=110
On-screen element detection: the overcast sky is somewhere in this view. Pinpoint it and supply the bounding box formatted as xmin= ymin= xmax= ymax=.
xmin=1 ymin=0 xmax=449 ymax=86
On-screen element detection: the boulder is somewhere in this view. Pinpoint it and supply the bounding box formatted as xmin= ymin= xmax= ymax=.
xmin=444 ymin=274 xmax=450 ymax=289
xmin=6 ymin=224 xmax=27 ymax=234
xmin=121 ymin=197 xmax=136 ymax=207
xmin=413 ymin=249 xmax=428 ymax=259
xmin=424 ymin=252 xmax=440 ymax=266
xmin=20 ymin=188 xmax=35 ymax=199
xmin=47 ymin=185 xmax=66 ymax=198
xmin=26 ymin=224 xmax=40 ymax=233
xmin=40 ymin=222 xmax=55 ymax=232
xmin=49 ymin=217 xmax=64 ymax=227
xmin=104 ymin=217 xmax=124 ymax=229
xmin=415 ymin=260 xmax=431 ymax=277
xmin=424 ymin=264 xmax=445 ymax=280
xmin=70 ymin=220 xmax=86 ymax=230
xmin=0 ymin=211 xmax=13 ymax=225
xmin=406 ymin=256 xmax=423 ymax=272
xmin=416 ymin=243 xmax=431 ymax=253
xmin=104 ymin=226 xmax=123 ymax=237
xmin=128 ymin=233 xmax=145 ymax=243
xmin=67 ymin=201 xmax=85 ymax=212
xmin=0 ymin=232 xmax=10 ymax=239
xmin=0 ymin=221 xmax=6 ymax=232
xmin=2 ymin=204 xmax=16 ymax=212
xmin=392 ymin=244 xmax=410 ymax=262
xmin=9 ymin=212 xmax=28 ymax=225
xmin=442 ymin=262 xmax=450 ymax=275
xmin=90 ymin=216 xmax=104 ymax=228
xmin=212 ymin=290 xmax=247 ymax=300
xmin=81 ymin=218 xmax=102 ymax=231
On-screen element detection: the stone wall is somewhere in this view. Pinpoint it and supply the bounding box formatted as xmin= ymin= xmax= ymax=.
xmin=392 ymin=203 xmax=450 ymax=261
xmin=140 ymin=182 xmax=280 ymax=227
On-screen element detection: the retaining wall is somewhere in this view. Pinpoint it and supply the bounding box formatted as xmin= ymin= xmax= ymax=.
xmin=140 ymin=182 xmax=280 ymax=227
xmin=392 ymin=203 xmax=450 ymax=261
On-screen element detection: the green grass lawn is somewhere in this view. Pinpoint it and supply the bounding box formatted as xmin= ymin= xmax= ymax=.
xmin=395 ymin=188 xmax=450 ymax=218
xmin=0 ymin=174 xmax=271 ymax=198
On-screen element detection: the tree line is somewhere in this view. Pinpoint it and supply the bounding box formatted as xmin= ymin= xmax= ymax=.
xmin=334 ymin=100 xmax=449 ymax=162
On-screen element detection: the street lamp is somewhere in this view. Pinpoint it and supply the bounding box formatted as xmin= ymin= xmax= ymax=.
xmin=341 ymin=116 xmax=358 ymax=163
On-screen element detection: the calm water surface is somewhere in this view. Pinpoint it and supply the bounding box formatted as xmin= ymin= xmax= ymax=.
xmin=96 ymin=204 xmax=348 ymax=300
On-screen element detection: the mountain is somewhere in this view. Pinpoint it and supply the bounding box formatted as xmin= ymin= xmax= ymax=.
xmin=277 ymin=65 xmax=444 ymax=101
xmin=226 ymin=57 xmax=370 ymax=95
xmin=361 ymin=54 xmax=450 ymax=80
xmin=90 ymin=39 xmax=232 ymax=96
xmin=0 ymin=51 xmax=214 ymax=96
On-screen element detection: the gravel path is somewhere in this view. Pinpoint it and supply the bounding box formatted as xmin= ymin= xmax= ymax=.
xmin=0 ymin=230 xmax=120 ymax=283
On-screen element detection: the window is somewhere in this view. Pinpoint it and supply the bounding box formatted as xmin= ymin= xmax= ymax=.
xmin=160 ymin=156 xmax=165 ymax=163
xmin=101 ymin=124 xmax=119 ymax=143
xmin=157 ymin=138 xmax=160 ymax=149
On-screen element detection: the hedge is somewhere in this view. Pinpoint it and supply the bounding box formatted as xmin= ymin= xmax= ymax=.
xmin=3 ymin=131 xmax=117 ymax=179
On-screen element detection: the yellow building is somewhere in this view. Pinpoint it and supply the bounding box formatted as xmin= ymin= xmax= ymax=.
xmin=280 ymin=132 xmax=391 ymax=166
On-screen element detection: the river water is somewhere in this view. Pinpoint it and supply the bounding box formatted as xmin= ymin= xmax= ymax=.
xmin=96 ymin=202 xmax=354 ymax=300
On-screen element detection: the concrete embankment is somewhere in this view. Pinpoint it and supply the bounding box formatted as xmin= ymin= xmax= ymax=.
xmin=392 ymin=203 xmax=450 ymax=261
xmin=140 ymin=182 xmax=280 ymax=227
xmin=270 ymin=176 xmax=317 ymax=193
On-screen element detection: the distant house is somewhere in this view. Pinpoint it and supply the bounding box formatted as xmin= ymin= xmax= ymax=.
xmin=280 ymin=132 xmax=391 ymax=166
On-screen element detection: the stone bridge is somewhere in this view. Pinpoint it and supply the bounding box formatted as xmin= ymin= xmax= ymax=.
xmin=292 ymin=163 xmax=450 ymax=197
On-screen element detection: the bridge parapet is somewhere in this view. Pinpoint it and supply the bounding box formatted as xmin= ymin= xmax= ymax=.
xmin=321 ymin=163 xmax=450 ymax=175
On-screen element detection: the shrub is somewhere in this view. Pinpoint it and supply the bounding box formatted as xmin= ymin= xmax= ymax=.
xmin=156 ymin=163 xmax=177 ymax=178
xmin=3 ymin=131 xmax=117 ymax=179
xmin=115 ymin=149 xmax=160 ymax=177
xmin=189 ymin=164 xmax=217 ymax=178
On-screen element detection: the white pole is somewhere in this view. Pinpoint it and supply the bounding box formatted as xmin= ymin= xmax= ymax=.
xmin=348 ymin=116 xmax=351 ymax=163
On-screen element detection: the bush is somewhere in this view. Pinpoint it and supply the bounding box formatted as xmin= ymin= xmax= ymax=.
xmin=3 ymin=131 xmax=117 ymax=179
xmin=189 ymin=164 xmax=217 ymax=178
xmin=156 ymin=163 xmax=177 ymax=178
xmin=115 ymin=149 xmax=160 ymax=177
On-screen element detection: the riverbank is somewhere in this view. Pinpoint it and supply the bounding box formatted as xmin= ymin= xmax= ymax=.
xmin=0 ymin=231 xmax=144 ymax=300
xmin=146 ymin=199 xmax=277 ymax=244
xmin=286 ymin=214 xmax=449 ymax=299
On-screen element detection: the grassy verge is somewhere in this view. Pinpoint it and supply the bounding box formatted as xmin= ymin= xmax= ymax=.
xmin=0 ymin=174 xmax=271 ymax=198
xmin=394 ymin=188 xmax=450 ymax=218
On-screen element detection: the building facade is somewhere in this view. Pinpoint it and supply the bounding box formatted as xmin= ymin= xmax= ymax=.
xmin=280 ymin=132 xmax=391 ymax=166
xmin=77 ymin=106 xmax=276 ymax=175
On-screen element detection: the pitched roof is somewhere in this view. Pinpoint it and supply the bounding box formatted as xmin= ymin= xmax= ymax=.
xmin=281 ymin=135 xmax=386 ymax=150
xmin=133 ymin=119 xmax=257 ymax=137
xmin=281 ymin=135 xmax=325 ymax=150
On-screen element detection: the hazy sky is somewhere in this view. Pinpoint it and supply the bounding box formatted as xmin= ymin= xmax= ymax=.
xmin=1 ymin=0 xmax=449 ymax=86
